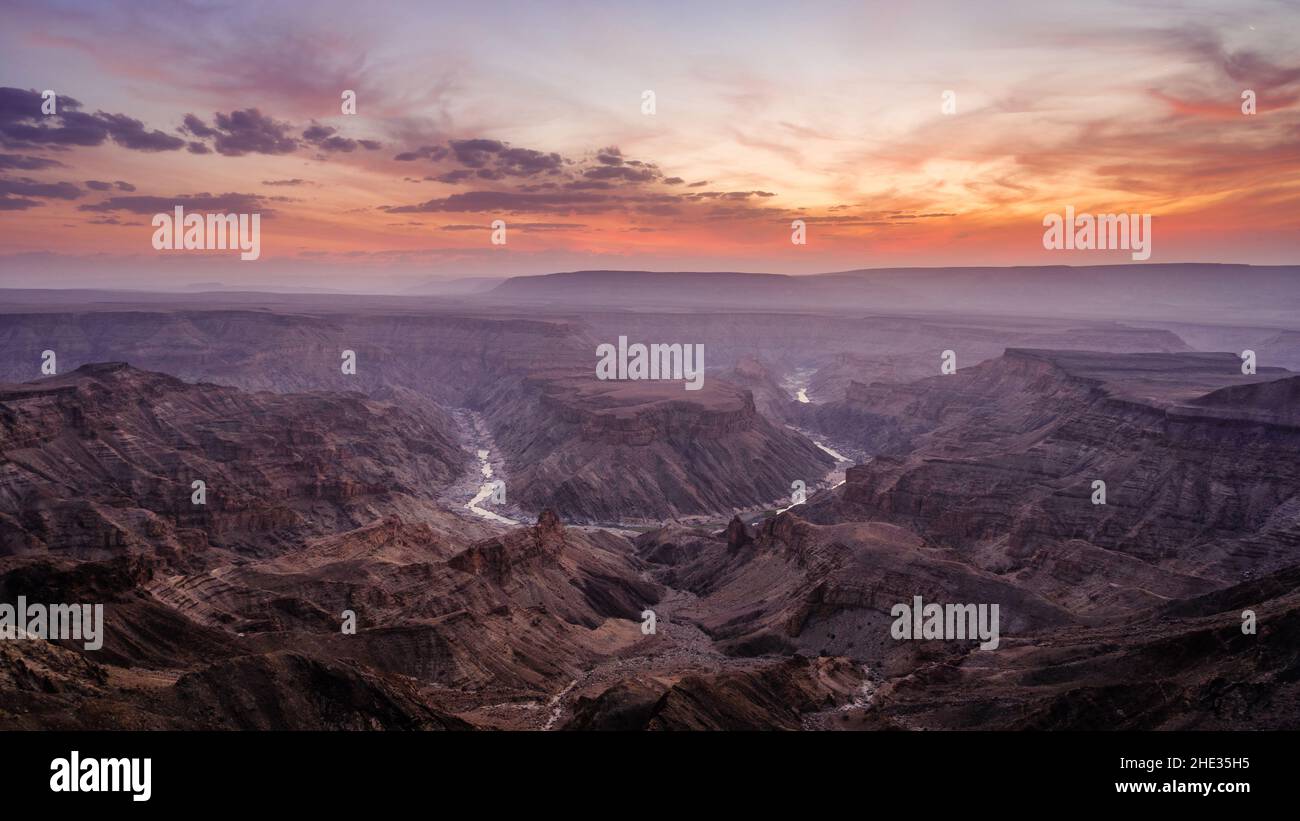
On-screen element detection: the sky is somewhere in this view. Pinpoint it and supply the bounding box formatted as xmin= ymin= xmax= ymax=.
xmin=0 ymin=0 xmax=1297 ymax=292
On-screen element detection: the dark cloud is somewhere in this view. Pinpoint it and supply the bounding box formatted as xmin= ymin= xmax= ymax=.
xmin=321 ymin=136 xmax=358 ymax=152
xmin=79 ymin=192 xmax=269 ymax=214
xmin=212 ymin=109 xmax=299 ymax=155
xmin=430 ymin=169 xmax=475 ymax=184
xmin=383 ymin=139 xmax=779 ymax=224
xmin=565 ymin=179 xmax=613 ymax=190
xmin=262 ymin=178 xmax=307 ymax=186
xmin=0 ymin=87 xmax=182 ymax=151
xmin=393 ymin=145 xmax=448 ymax=162
xmin=496 ymin=147 xmax=563 ymax=176
xmin=0 ymin=88 xmax=97 ymax=147
xmin=0 ymin=87 xmax=83 ymax=119
xmin=115 ymin=180 xmax=135 ymax=191
xmin=1 ymin=109 xmax=106 ymax=146
xmin=302 ymin=123 xmax=367 ymax=153
xmin=180 ymin=113 xmax=217 ymax=139
xmin=187 ymin=141 xmax=210 ymax=154
xmin=437 ymin=139 xmax=563 ymax=177
xmin=181 ymin=109 xmax=298 ymax=156
xmin=0 ymin=177 xmax=82 ymax=199
xmin=0 ymin=196 xmax=41 ymax=210
xmin=449 ymin=138 xmax=505 ymax=168
xmin=301 ymin=124 xmax=334 ymax=143
xmin=85 ymin=179 xmax=112 ymax=191
xmin=583 ymin=164 xmax=657 ymax=182
xmin=413 ymin=144 xmax=563 ymax=182
xmin=386 ymin=190 xmax=610 ymax=214
xmin=0 ymin=153 xmax=63 ymax=170
xmin=94 ymin=112 xmax=186 ymax=151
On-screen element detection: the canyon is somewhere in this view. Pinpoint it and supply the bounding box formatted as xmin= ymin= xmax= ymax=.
xmin=1 ymin=267 xmax=1298 ymax=730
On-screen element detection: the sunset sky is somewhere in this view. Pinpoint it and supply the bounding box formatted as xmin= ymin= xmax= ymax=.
xmin=1 ymin=0 xmax=1297 ymax=292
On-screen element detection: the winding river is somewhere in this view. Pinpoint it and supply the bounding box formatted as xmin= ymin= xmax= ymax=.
xmin=450 ymin=371 xmax=861 ymax=531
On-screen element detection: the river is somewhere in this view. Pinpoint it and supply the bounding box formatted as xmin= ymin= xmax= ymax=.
xmin=449 ymin=370 xmax=863 ymax=532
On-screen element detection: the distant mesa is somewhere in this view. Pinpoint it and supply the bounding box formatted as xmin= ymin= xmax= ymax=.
xmin=478 ymin=264 xmax=1300 ymax=325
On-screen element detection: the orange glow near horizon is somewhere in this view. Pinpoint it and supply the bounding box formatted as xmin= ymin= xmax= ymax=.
xmin=1 ymin=1 xmax=1297 ymax=290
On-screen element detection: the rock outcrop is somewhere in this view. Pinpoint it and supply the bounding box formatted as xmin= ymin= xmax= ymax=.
xmin=480 ymin=370 xmax=833 ymax=523
xmin=804 ymin=350 xmax=1300 ymax=612
xmin=0 ymin=363 xmax=469 ymax=562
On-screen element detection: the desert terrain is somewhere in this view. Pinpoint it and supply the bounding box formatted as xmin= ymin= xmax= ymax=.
xmin=1 ymin=266 xmax=1298 ymax=730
